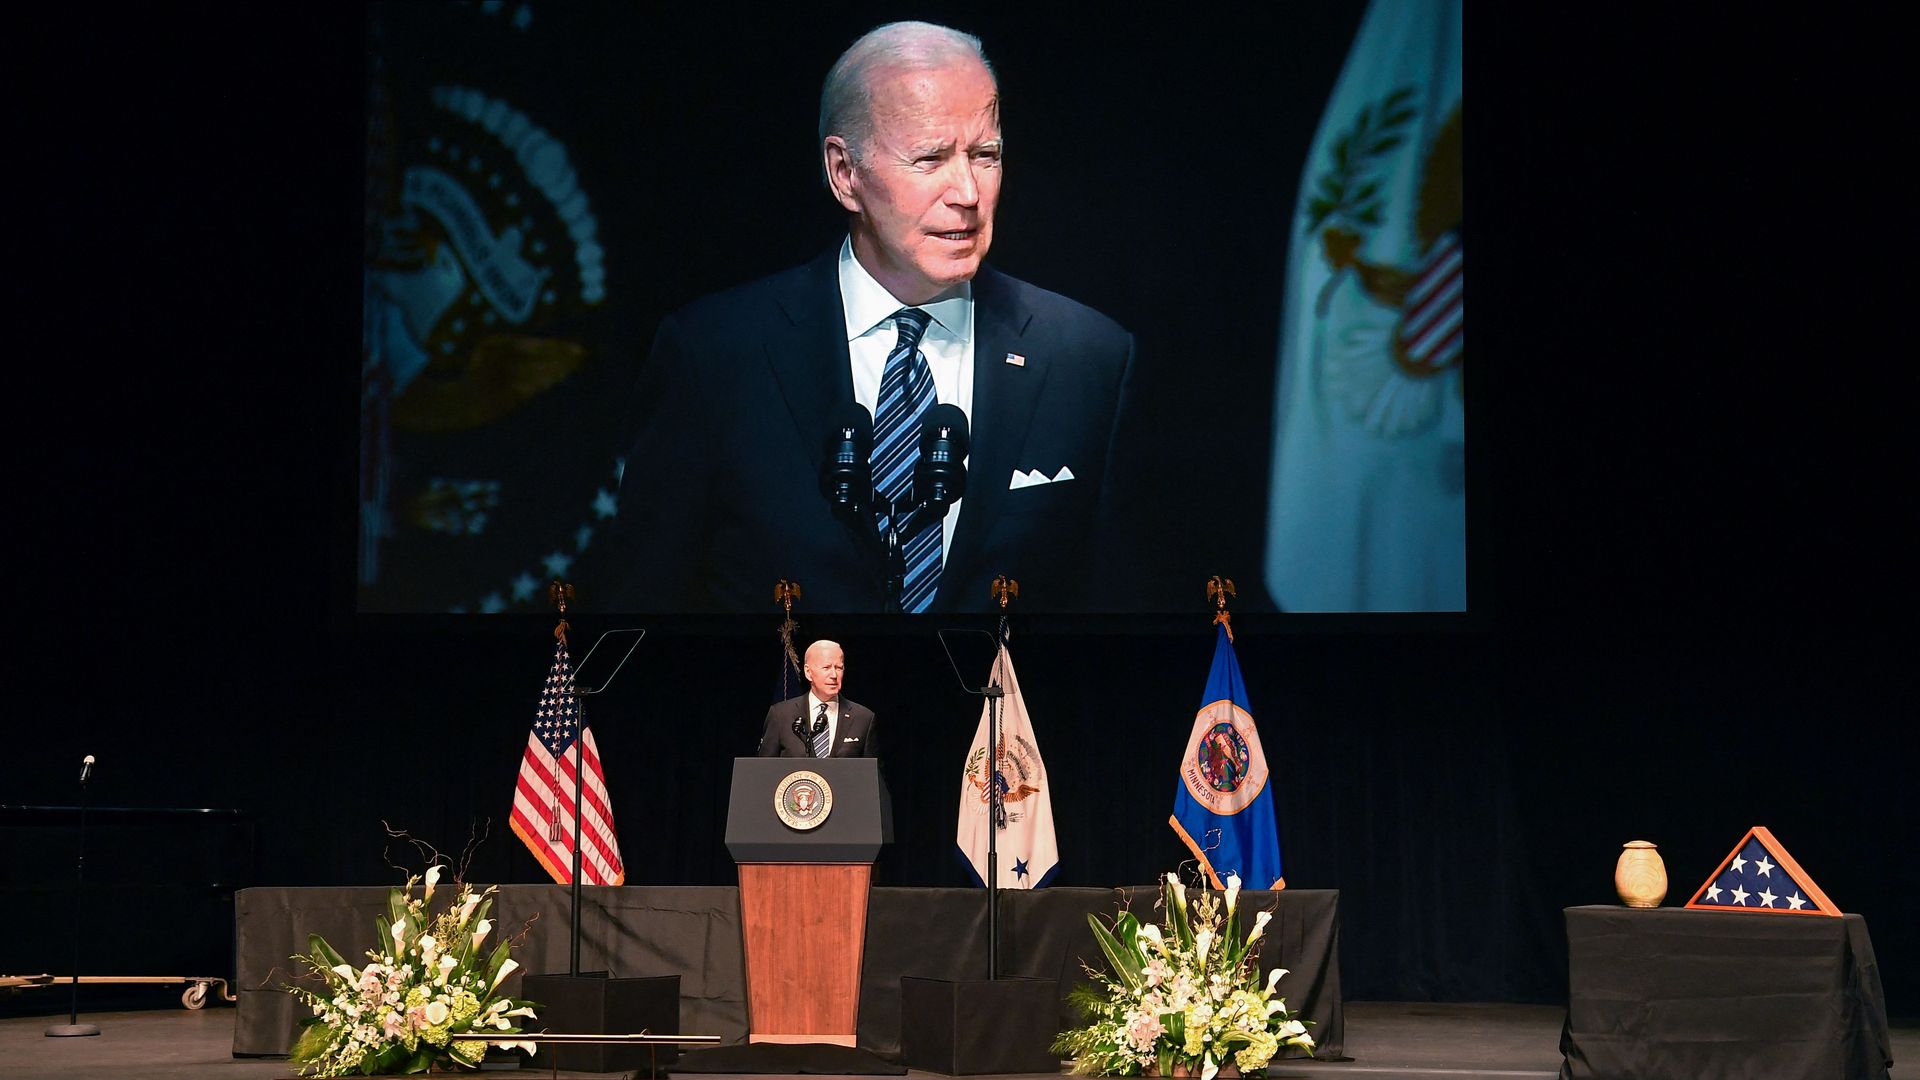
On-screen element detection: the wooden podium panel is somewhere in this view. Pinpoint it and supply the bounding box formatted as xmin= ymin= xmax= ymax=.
xmin=737 ymin=862 xmax=871 ymax=1045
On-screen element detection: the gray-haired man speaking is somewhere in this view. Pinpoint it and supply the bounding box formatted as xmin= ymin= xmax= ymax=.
xmin=601 ymin=21 xmax=1135 ymax=614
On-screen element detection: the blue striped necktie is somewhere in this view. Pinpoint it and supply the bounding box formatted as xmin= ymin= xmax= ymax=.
xmin=871 ymin=308 xmax=941 ymax=612
xmin=811 ymin=702 xmax=830 ymax=758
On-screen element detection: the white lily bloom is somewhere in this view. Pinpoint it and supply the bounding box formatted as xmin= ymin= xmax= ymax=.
xmin=1194 ymin=928 xmax=1213 ymax=966
xmin=1137 ymin=923 xmax=1163 ymax=950
xmin=504 ymin=1006 xmax=536 ymax=1018
xmin=494 ymin=1016 xmax=513 ymax=1030
xmin=1166 ymin=872 xmax=1187 ymax=910
xmin=1224 ymin=872 xmax=1241 ymax=915
xmin=437 ymin=954 xmax=458 ymax=984
xmin=473 ymin=919 xmax=493 ymax=950
xmin=1247 ymin=909 xmax=1273 ymax=945
xmin=1266 ymin=966 xmax=1288 ymax=992
xmin=330 ymin=964 xmax=357 ymax=982
xmin=424 ymin=865 xmax=442 ymax=900
xmin=424 ymin=1000 xmax=451 ymax=1026
xmin=419 ymin=935 xmax=438 ymax=963
xmin=490 ymin=958 xmax=520 ymax=992
xmin=390 ymin=918 xmax=407 ymax=945
xmin=1278 ymin=1019 xmax=1305 ymax=1038
xmin=1201 ymin=1052 xmax=1220 ymax=1080
xmin=511 ymin=1040 xmax=538 ymax=1056
xmin=460 ymin=892 xmax=482 ymax=923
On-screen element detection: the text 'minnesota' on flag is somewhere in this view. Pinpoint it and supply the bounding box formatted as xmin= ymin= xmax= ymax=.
xmin=957 ymin=643 xmax=1059 ymax=889
xmin=1171 ymin=623 xmax=1285 ymax=890
xmin=509 ymin=637 xmax=625 ymax=885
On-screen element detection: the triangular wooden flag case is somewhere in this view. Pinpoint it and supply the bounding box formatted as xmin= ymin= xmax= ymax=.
xmin=1683 ymin=825 xmax=1841 ymax=916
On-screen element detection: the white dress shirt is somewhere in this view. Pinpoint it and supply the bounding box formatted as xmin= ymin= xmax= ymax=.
xmin=838 ymin=237 xmax=972 ymax=563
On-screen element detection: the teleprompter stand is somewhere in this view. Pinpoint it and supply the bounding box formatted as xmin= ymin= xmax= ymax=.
xmin=526 ymin=594 xmax=663 ymax=1074
xmin=904 ymin=591 xmax=1061 ymax=1074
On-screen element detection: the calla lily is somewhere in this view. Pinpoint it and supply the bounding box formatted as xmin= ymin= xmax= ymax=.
xmin=490 ymin=958 xmax=520 ymax=992
xmin=424 ymin=1000 xmax=451 ymax=1026
xmin=505 ymin=1006 xmax=536 ymax=1018
xmin=511 ymin=1040 xmax=537 ymax=1056
xmin=437 ymin=955 xmax=458 ymax=984
xmin=472 ymin=919 xmax=493 ymax=949
xmin=1266 ymin=966 xmax=1288 ymax=992
xmin=390 ymin=918 xmax=407 ymax=944
xmin=1194 ymin=928 xmax=1213 ymax=966
xmin=1166 ymin=871 xmax=1187 ymax=910
xmin=423 ymin=865 xmax=442 ymax=901
xmin=1137 ymin=923 xmax=1163 ymax=950
xmin=459 ymin=892 xmax=482 ymax=923
xmin=1224 ymin=872 xmax=1241 ymax=915
xmin=1201 ymin=1052 xmax=1220 ymax=1080
xmin=1247 ymin=909 xmax=1273 ymax=945
xmin=419 ymin=935 xmax=438 ymax=963
xmin=330 ymin=964 xmax=357 ymax=982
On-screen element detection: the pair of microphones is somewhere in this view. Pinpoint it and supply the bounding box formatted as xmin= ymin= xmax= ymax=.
xmin=819 ymin=401 xmax=969 ymax=520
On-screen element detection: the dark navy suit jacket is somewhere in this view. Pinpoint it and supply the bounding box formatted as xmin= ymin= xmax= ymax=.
xmin=755 ymin=695 xmax=876 ymax=758
xmin=594 ymin=248 xmax=1135 ymax=613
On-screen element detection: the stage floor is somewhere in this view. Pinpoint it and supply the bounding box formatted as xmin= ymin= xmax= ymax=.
xmin=2 ymin=1003 xmax=1914 ymax=1080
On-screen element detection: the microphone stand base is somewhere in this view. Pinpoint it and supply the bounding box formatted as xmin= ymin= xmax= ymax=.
xmin=45 ymin=1023 xmax=101 ymax=1038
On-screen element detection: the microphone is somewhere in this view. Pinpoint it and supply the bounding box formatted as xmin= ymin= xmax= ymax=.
xmin=79 ymin=755 xmax=95 ymax=785
xmin=820 ymin=402 xmax=873 ymax=516
xmin=914 ymin=403 xmax=969 ymax=517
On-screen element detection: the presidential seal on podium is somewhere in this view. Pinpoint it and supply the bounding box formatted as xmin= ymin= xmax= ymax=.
xmin=773 ymin=770 xmax=834 ymax=830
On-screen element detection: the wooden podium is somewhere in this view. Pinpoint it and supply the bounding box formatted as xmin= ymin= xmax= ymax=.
xmin=724 ymin=758 xmax=892 ymax=1047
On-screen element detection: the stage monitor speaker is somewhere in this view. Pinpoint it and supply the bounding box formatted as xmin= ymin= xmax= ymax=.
xmin=519 ymin=972 xmax=679 ymax=1073
xmin=900 ymin=976 xmax=1061 ymax=1075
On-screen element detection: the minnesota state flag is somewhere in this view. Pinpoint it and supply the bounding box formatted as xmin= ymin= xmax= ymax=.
xmin=1171 ymin=624 xmax=1284 ymax=889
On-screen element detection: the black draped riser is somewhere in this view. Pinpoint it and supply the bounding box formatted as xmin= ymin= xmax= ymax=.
xmin=233 ymin=885 xmax=1342 ymax=1060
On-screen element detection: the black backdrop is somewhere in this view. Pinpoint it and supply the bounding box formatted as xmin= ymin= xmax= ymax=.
xmin=8 ymin=6 xmax=1912 ymax=1018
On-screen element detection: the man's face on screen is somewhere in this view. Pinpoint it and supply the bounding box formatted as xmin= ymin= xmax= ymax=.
xmin=805 ymin=643 xmax=845 ymax=701
xmin=831 ymin=60 xmax=1001 ymax=304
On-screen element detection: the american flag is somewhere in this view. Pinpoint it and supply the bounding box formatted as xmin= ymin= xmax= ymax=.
xmin=509 ymin=638 xmax=625 ymax=885
xmin=1684 ymin=826 xmax=1837 ymax=916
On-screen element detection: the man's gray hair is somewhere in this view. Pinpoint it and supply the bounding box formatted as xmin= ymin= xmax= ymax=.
xmin=819 ymin=21 xmax=996 ymax=171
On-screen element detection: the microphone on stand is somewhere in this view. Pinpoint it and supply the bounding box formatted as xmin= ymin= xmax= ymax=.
xmin=819 ymin=402 xmax=874 ymax=518
xmin=47 ymin=755 xmax=101 ymax=1038
xmin=914 ymin=403 xmax=969 ymax=518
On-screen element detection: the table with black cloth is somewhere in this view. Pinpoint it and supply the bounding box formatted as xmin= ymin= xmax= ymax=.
xmin=1559 ymin=905 xmax=1891 ymax=1080
xmin=233 ymin=885 xmax=1341 ymax=1061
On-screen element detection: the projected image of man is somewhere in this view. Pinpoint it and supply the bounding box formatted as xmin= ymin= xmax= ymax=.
xmin=595 ymin=21 xmax=1135 ymax=613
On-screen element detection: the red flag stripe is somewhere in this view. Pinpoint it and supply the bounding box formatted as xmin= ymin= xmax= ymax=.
xmin=1402 ymin=259 xmax=1463 ymax=339
xmin=521 ymin=745 xmax=624 ymax=879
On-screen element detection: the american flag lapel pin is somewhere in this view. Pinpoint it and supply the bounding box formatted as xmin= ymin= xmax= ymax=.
xmin=1004 ymin=352 xmax=1026 ymax=367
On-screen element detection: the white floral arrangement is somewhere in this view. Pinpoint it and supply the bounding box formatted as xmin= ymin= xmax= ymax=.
xmin=1054 ymin=872 xmax=1313 ymax=1078
xmin=287 ymin=866 xmax=539 ymax=1076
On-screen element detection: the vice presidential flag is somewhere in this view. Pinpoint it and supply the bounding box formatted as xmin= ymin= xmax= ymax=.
xmin=1171 ymin=624 xmax=1284 ymax=889
xmin=1265 ymin=0 xmax=1465 ymax=611
xmin=957 ymin=644 xmax=1059 ymax=888
xmin=509 ymin=637 xmax=625 ymax=885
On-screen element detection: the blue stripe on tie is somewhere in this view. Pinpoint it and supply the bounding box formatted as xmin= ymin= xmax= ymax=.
xmin=871 ymin=308 xmax=941 ymax=609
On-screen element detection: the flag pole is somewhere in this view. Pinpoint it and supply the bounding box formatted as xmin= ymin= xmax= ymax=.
xmin=1207 ymin=575 xmax=1236 ymax=643
xmin=550 ymin=581 xmax=588 ymax=978
xmin=774 ymin=580 xmax=802 ymax=703
xmin=986 ymin=575 xmax=1019 ymax=980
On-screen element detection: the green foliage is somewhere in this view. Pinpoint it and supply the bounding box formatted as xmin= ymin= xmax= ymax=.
xmin=1304 ymin=86 xmax=1417 ymax=234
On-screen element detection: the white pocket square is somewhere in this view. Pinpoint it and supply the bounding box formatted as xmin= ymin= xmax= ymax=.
xmin=1008 ymin=466 xmax=1075 ymax=490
